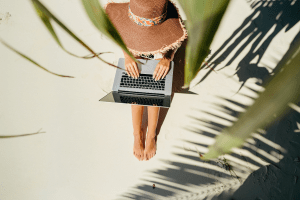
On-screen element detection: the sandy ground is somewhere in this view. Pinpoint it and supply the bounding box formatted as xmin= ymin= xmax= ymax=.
xmin=0 ymin=0 xmax=300 ymax=199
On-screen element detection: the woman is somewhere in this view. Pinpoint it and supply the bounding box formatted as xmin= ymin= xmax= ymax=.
xmin=105 ymin=0 xmax=188 ymax=161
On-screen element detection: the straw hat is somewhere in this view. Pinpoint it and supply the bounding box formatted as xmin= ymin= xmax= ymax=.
xmin=104 ymin=0 xmax=188 ymax=57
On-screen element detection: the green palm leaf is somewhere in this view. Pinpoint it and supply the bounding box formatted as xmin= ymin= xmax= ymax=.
xmin=177 ymin=0 xmax=230 ymax=88
xmin=202 ymin=37 xmax=300 ymax=160
xmin=81 ymin=0 xmax=141 ymax=64
xmin=0 ymin=38 xmax=73 ymax=78
xmin=31 ymin=0 xmax=122 ymax=68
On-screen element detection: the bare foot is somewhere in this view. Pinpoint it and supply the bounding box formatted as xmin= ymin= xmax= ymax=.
xmin=133 ymin=130 xmax=145 ymax=161
xmin=144 ymin=131 xmax=156 ymax=161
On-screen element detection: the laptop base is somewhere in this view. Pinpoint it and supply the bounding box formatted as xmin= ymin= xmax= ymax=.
xmin=99 ymin=91 xmax=171 ymax=108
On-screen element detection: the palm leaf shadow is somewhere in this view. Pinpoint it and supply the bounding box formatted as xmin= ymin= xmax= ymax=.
xmin=117 ymin=90 xmax=285 ymax=199
xmin=197 ymin=0 xmax=300 ymax=94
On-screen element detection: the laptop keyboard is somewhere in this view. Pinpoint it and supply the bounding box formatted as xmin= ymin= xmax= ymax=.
xmin=120 ymin=95 xmax=164 ymax=106
xmin=120 ymin=72 xmax=165 ymax=90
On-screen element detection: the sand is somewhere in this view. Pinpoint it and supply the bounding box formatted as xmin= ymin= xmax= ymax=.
xmin=0 ymin=0 xmax=300 ymax=199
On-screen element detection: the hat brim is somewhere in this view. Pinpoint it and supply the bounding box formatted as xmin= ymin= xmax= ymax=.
xmin=105 ymin=0 xmax=188 ymax=56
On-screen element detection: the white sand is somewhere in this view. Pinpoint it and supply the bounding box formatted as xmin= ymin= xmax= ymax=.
xmin=1 ymin=0 xmax=300 ymax=199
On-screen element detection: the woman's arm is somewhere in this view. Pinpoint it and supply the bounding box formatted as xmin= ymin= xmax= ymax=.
xmin=122 ymin=47 xmax=178 ymax=79
xmin=153 ymin=47 xmax=178 ymax=80
xmin=122 ymin=49 xmax=132 ymax=59
xmin=122 ymin=49 xmax=140 ymax=78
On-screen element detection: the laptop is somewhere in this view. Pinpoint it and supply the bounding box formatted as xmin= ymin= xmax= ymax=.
xmin=99 ymin=58 xmax=174 ymax=108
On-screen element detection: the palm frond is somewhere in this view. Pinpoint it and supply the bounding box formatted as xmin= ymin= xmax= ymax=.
xmin=177 ymin=0 xmax=230 ymax=88
xmin=0 ymin=38 xmax=74 ymax=78
xmin=81 ymin=0 xmax=141 ymax=64
xmin=31 ymin=0 xmax=122 ymax=69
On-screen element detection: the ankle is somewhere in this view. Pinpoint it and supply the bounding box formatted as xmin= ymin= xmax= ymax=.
xmin=146 ymin=130 xmax=156 ymax=139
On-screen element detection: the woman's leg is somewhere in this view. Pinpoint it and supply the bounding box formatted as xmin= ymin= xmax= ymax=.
xmin=144 ymin=106 xmax=160 ymax=160
xmin=131 ymin=104 xmax=145 ymax=161
xmin=144 ymin=57 xmax=163 ymax=160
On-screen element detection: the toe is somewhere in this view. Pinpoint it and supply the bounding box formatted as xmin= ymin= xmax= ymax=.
xmin=150 ymin=152 xmax=155 ymax=159
xmin=140 ymin=153 xmax=143 ymax=161
xmin=134 ymin=151 xmax=140 ymax=160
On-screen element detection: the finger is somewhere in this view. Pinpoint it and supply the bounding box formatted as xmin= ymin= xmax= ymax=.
xmin=125 ymin=65 xmax=132 ymax=77
xmin=162 ymin=68 xmax=169 ymax=79
xmin=155 ymin=66 xmax=162 ymax=80
xmin=128 ymin=68 xmax=134 ymax=78
xmin=125 ymin=65 xmax=130 ymax=76
xmin=129 ymin=64 xmax=138 ymax=78
xmin=156 ymin=67 xmax=164 ymax=81
xmin=128 ymin=65 xmax=136 ymax=78
xmin=162 ymin=66 xmax=170 ymax=79
xmin=153 ymin=65 xmax=160 ymax=79
xmin=133 ymin=62 xmax=139 ymax=78
xmin=155 ymin=68 xmax=161 ymax=81
xmin=133 ymin=64 xmax=139 ymax=78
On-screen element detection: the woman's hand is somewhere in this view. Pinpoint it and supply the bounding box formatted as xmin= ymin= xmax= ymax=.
xmin=153 ymin=58 xmax=171 ymax=81
xmin=125 ymin=56 xmax=139 ymax=79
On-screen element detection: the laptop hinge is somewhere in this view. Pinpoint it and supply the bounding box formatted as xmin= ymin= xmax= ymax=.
xmin=117 ymin=90 xmax=165 ymax=98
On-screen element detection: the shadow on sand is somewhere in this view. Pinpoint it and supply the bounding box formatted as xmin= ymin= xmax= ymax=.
xmin=198 ymin=0 xmax=300 ymax=94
